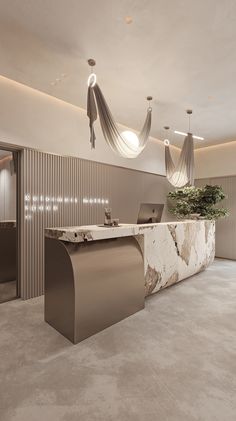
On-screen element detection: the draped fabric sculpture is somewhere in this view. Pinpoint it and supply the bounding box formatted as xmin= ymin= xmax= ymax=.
xmin=164 ymin=108 xmax=196 ymax=188
xmin=164 ymin=133 xmax=194 ymax=187
xmin=87 ymin=59 xmax=152 ymax=159
xmin=10 ymin=152 xmax=18 ymax=175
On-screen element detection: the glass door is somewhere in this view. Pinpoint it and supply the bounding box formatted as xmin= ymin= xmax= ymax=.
xmin=0 ymin=149 xmax=18 ymax=303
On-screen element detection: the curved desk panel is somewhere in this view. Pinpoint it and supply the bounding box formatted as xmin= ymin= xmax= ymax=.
xmin=45 ymin=236 xmax=144 ymax=343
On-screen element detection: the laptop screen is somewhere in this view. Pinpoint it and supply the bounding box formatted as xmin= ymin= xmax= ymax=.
xmin=137 ymin=203 xmax=164 ymax=224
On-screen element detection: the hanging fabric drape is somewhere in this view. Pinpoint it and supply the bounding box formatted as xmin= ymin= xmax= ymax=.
xmin=165 ymin=133 xmax=194 ymax=187
xmin=10 ymin=152 xmax=18 ymax=175
xmin=87 ymin=82 xmax=152 ymax=159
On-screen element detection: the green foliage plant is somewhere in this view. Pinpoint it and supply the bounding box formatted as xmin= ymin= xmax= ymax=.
xmin=167 ymin=185 xmax=229 ymax=220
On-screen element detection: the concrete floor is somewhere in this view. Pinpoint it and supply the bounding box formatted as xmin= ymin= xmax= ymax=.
xmin=0 ymin=280 xmax=17 ymax=304
xmin=0 ymin=258 xmax=236 ymax=421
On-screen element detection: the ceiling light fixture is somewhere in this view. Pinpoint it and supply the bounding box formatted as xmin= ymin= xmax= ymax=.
xmin=174 ymin=130 xmax=187 ymax=137
xmin=163 ymin=126 xmax=170 ymax=146
xmin=87 ymin=73 xmax=96 ymax=87
xmin=164 ymin=110 xmax=195 ymax=188
xmin=125 ymin=16 xmax=133 ymax=24
xmin=121 ymin=130 xmax=139 ymax=149
xmin=86 ymin=59 xmax=153 ymax=158
xmin=174 ymin=109 xmax=204 ymax=140
xmin=174 ymin=130 xmax=204 ymax=141
xmin=193 ymin=135 xmax=204 ymax=140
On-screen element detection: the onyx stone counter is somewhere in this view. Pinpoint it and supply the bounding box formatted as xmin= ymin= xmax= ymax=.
xmin=46 ymin=220 xmax=215 ymax=296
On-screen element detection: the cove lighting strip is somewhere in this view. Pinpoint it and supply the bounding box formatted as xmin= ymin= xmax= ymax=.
xmin=174 ymin=130 xmax=204 ymax=141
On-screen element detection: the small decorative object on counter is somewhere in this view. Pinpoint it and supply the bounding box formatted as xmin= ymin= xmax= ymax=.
xmin=104 ymin=208 xmax=119 ymax=227
xmin=104 ymin=208 xmax=112 ymax=225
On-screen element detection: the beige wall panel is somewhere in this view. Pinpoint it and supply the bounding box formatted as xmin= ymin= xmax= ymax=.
xmin=196 ymin=177 xmax=236 ymax=260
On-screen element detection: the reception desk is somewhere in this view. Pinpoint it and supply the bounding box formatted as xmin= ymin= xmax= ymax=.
xmin=45 ymin=220 xmax=215 ymax=343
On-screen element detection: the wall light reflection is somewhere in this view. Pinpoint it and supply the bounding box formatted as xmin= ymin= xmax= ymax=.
xmin=24 ymin=194 xmax=110 ymax=220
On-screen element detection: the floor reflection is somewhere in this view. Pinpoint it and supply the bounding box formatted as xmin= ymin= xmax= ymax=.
xmin=0 ymin=280 xmax=17 ymax=304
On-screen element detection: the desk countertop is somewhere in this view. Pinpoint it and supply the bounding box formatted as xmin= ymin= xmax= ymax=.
xmin=45 ymin=220 xmax=207 ymax=243
xmin=45 ymin=220 xmax=215 ymax=296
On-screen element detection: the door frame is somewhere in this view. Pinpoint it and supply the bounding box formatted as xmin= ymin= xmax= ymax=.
xmin=0 ymin=140 xmax=23 ymax=298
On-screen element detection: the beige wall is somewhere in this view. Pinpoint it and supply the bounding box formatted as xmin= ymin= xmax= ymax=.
xmin=195 ymin=141 xmax=236 ymax=179
xmin=195 ymin=142 xmax=236 ymax=261
xmin=0 ymin=75 xmax=179 ymax=176
xmin=0 ymin=155 xmax=16 ymax=220
xmin=196 ymin=176 xmax=236 ymax=260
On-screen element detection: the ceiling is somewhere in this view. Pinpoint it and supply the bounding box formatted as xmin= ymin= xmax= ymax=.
xmin=0 ymin=0 xmax=236 ymax=148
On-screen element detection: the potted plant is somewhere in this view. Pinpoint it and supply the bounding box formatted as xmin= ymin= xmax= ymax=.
xmin=167 ymin=185 xmax=229 ymax=220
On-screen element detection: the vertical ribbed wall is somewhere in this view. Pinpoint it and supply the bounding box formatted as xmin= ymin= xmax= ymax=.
xmin=20 ymin=149 xmax=169 ymax=299
xmin=196 ymin=176 xmax=236 ymax=260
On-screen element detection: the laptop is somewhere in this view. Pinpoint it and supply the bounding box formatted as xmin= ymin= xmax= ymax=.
xmin=137 ymin=203 xmax=164 ymax=224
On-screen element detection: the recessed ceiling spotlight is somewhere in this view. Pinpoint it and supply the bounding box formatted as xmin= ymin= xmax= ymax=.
xmin=51 ymin=75 xmax=67 ymax=86
xmin=125 ymin=16 xmax=133 ymax=24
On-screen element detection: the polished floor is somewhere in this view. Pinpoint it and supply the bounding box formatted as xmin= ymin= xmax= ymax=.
xmin=0 ymin=259 xmax=236 ymax=421
xmin=0 ymin=280 xmax=17 ymax=304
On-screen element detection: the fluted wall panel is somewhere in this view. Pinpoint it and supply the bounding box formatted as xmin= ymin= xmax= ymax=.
xmin=20 ymin=149 xmax=170 ymax=299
